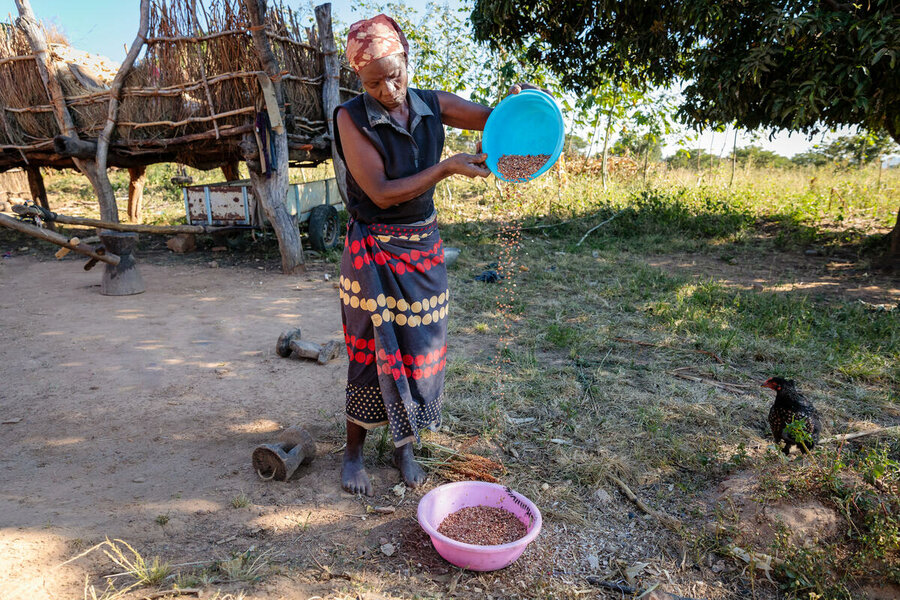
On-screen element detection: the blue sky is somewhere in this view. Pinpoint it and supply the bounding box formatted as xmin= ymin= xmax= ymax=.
xmin=4 ymin=0 xmax=859 ymax=158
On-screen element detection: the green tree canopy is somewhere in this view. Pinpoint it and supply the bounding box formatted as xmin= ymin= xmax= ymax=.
xmin=470 ymin=0 xmax=900 ymax=145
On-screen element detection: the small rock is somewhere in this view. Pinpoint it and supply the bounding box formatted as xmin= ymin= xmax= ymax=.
xmin=380 ymin=543 xmax=395 ymax=557
xmin=752 ymin=283 xmax=764 ymax=292
xmin=541 ymin=482 xmax=550 ymax=491
xmin=18 ymin=246 xmax=29 ymax=252
xmin=211 ymin=245 xmax=227 ymax=252
xmin=132 ymin=478 xmax=145 ymax=483
xmin=323 ymin=273 xmax=331 ymax=281
xmin=591 ymin=250 xmax=600 ymax=258
xmin=712 ymin=560 xmax=726 ymax=573
xmin=587 ymin=553 xmax=599 ymax=570
xmin=166 ymin=233 xmax=196 ymax=254
xmin=215 ymin=367 xmax=229 ymax=376
xmin=594 ymin=488 xmax=612 ymax=504
xmin=804 ymin=248 xmax=820 ymax=256
xmin=392 ymin=483 xmax=407 ymax=498
xmin=208 ymin=261 xmax=219 ymax=268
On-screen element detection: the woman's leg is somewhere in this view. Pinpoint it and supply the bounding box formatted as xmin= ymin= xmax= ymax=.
xmin=341 ymin=419 xmax=373 ymax=496
xmin=392 ymin=441 xmax=427 ymax=488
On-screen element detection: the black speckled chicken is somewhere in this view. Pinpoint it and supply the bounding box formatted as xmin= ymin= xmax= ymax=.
xmin=762 ymin=377 xmax=822 ymax=455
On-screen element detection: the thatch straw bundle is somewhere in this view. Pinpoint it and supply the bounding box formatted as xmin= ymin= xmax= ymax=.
xmin=0 ymin=0 xmax=359 ymax=166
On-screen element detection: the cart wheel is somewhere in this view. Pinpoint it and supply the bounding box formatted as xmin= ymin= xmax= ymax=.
xmin=308 ymin=204 xmax=339 ymax=251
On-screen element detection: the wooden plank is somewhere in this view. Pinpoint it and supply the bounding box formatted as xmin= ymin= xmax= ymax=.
xmin=257 ymin=73 xmax=285 ymax=134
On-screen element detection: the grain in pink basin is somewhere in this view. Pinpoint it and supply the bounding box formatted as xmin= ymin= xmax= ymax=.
xmin=417 ymin=481 xmax=542 ymax=571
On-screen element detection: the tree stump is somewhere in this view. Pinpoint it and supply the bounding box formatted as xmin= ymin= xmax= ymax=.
xmin=100 ymin=231 xmax=145 ymax=296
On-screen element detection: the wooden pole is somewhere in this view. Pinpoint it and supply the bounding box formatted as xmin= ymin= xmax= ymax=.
xmin=25 ymin=166 xmax=53 ymax=230
xmin=243 ymin=0 xmax=305 ymax=274
xmin=315 ymin=3 xmax=348 ymax=205
xmin=96 ymin=0 xmax=150 ymax=174
xmin=14 ymin=0 xmax=119 ymax=222
xmin=127 ymin=166 xmax=146 ymax=223
xmin=221 ymin=161 xmax=241 ymax=181
xmin=0 ymin=213 xmax=119 ymax=265
xmin=12 ymin=204 xmax=232 ymax=234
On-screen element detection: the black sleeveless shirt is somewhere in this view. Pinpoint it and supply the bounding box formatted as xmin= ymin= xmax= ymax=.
xmin=333 ymin=88 xmax=445 ymax=224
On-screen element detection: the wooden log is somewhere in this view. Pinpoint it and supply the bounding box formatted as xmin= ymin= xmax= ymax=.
xmin=12 ymin=204 xmax=232 ymax=234
xmin=316 ymin=3 xmax=348 ymax=205
xmin=243 ymin=0 xmax=305 ymax=274
xmin=53 ymin=135 xmax=97 ymax=159
xmin=0 ymin=213 xmax=119 ymax=265
xmin=127 ymin=166 xmax=146 ymax=223
xmin=25 ymin=166 xmax=53 ymax=230
xmin=96 ymin=0 xmax=150 ymax=173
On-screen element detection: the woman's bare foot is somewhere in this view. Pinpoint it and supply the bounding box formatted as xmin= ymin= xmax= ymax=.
xmin=342 ymin=420 xmax=373 ymax=496
xmin=392 ymin=443 xmax=427 ymax=487
xmin=341 ymin=451 xmax=373 ymax=496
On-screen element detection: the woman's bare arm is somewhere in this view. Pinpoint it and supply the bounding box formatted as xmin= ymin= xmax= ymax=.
xmin=435 ymin=91 xmax=492 ymax=131
xmin=336 ymin=108 xmax=488 ymax=209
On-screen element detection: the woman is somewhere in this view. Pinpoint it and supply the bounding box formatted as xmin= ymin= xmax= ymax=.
xmin=334 ymin=14 xmax=522 ymax=496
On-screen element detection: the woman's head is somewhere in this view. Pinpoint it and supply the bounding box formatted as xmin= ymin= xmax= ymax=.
xmin=347 ymin=14 xmax=409 ymax=109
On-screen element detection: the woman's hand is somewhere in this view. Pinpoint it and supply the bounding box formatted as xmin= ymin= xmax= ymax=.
xmin=444 ymin=152 xmax=490 ymax=179
xmin=508 ymin=82 xmax=552 ymax=96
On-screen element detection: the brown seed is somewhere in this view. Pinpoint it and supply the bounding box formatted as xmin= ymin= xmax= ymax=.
xmin=437 ymin=505 xmax=527 ymax=545
xmin=497 ymin=154 xmax=550 ymax=181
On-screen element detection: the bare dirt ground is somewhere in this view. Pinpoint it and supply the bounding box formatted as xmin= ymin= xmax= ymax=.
xmin=1 ymin=241 xmax=896 ymax=600
xmin=646 ymin=251 xmax=899 ymax=307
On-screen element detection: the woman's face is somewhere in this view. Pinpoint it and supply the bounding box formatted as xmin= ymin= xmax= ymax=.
xmin=358 ymin=53 xmax=408 ymax=110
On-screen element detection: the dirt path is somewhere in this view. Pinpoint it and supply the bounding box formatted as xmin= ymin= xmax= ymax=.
xmin=0 ymin=256 xmax=361 ymax=599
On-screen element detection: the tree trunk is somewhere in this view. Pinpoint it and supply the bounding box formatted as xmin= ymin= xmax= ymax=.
xmin=890 ymin=205 xmax=900 ymax=264
xmin=243 ymin=0 xmax=304 ymax=274
xmin=316 ymin=3 xmax=348 ymax=206
xmin=127 ymin=166 xmax=146 ymax=223
xmin=25 ymin=166 xmax=53 ymax=230
xmin=15 ymin=0 xmax=120 ymax=223
xmin=221 ymin=161 xmax=241 ymax=181
xmin=600 ymin=102 xmax=615 ymax=190
xmin=730 ymin=129 xmax=738 ymax=188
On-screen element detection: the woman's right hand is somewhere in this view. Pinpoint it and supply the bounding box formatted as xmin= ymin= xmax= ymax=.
xmin=445 ymin=152 xmax=490 ymax=179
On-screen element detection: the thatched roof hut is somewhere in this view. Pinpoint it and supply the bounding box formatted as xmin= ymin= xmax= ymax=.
xmin=0 ymin=0 xmax=360 ymax=172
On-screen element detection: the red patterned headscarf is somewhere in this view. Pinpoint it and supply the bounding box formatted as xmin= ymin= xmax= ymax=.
xmin=346 ymin=14 xmax=409 ymax=73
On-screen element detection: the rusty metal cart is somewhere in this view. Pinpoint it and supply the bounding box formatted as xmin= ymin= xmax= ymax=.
xmin=183 ymin=178 xmax=343 ymax=251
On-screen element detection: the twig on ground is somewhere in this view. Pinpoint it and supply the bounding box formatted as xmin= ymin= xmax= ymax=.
xmin=608 ymin=474 xmax=683 ymax=532
xmin=613 ymin=337 xmax=724 ymax=364
xmin=584 ymin=577 xmax=701 ymax=600
xmin=142 ymin=588 xmax=201 ymax=599
xmin=819 ymin=425 xmax=900 ymax=445
xmin=576 ymin=210 xmax=625 ymax=246
xmin=669 ymin=372 xmax=749 ymax=394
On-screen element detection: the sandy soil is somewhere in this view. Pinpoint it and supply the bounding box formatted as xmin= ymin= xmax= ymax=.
xmin=0 ymin=255 xmax=366 ymax=599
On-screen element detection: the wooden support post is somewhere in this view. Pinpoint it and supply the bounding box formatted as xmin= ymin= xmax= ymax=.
xmin=127 ymin=166 xmax=146 ymax=223
xmin=99 ymin=231 xmax=144 ymax=296
xmin=221 ymin=161 xmax=241 ymax=181
xmin=25 ymin=165 xmax=53 ymax=230
xmin=243 ymin=0 xmax=305 ymax=274
xmin=316 ymin=3 xmax=348 ymax=205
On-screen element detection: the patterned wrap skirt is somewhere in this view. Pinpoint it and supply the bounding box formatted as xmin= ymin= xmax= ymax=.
xmin=339 ymin=216 xmax=448 ymax=447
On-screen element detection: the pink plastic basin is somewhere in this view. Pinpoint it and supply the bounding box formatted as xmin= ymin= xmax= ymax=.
xmin=417 ymin=481 xmax=542 ymax=571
